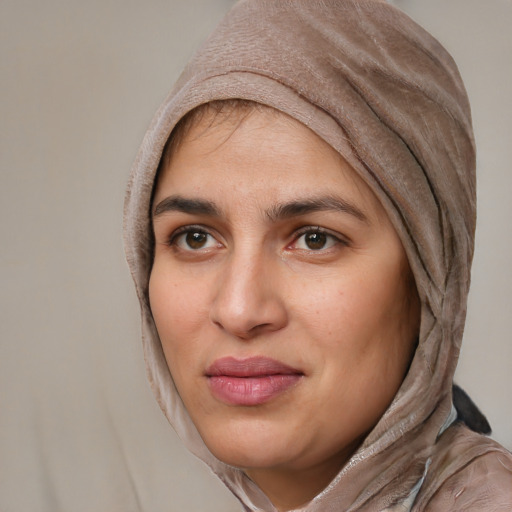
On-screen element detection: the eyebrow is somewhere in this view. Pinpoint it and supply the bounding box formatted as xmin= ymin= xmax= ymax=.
xmin=153 ymin=194 xmax=368 ymax=223
xmin=266 ymin=196 xmax=368 ymax=223
xmin=153 ymin=195 xmax=221 ymax=217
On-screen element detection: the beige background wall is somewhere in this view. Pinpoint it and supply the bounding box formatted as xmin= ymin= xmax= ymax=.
xmin=1 ymin=1 xmax=510 ymax=510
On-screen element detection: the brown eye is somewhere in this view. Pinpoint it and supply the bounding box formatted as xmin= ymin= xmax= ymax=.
xmin=186 ymin=231 xmax=208 ymax=249
xmin=172 ymin=229 xmax=220 ymax=251
xmin=292 ymin=229 xmax=340 ymax=251
xmin=304 ymin=232 xmax=328 ymax=250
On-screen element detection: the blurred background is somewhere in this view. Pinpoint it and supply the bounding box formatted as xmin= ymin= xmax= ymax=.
xmin=1 ymin=1 xmax=510 ymax=510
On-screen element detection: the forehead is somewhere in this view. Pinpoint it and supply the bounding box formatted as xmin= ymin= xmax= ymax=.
xmin=154 ymin=105 xmax=387 ymax=222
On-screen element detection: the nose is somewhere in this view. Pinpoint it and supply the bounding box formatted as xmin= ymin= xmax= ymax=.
xmin=209 ymin=249 xmax=288 ymax=340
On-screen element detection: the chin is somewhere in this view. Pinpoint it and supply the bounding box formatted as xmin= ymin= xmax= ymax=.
xmin=198 ymin=417 xmax=302 ymax=469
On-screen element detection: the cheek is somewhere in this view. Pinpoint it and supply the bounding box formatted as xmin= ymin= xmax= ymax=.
xmin=148 ymin=267 xmax=209 ymax=361
xmin=293 ymin=270 xmax=396 ymax=338
xmin=149 ymin=272 xmax=179 ymax=334
xmin=295 ymin=256 xmax=415 ymax=371
xmin=148 ymin=268 xmax=214 ymax=415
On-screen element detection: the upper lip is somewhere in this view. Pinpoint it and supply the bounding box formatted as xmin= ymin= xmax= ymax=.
xmin=205 ymin=356 xmax=303 ymax=377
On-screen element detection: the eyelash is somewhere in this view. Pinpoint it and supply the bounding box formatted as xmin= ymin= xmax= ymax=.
xmin=290 ymin=226 xmax=348 ymax=252
xmin=167 ymin=225 xmax=221 ymax=251
xmin=166 ymin=225 xmax=349 ymax=253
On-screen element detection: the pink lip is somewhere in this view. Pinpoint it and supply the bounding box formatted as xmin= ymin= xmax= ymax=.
xmin=205 ymin=356 xmax=303 ymax=406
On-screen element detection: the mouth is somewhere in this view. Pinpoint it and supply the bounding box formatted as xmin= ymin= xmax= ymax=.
xmin=205 ymin=356 xmax=304 ymax=406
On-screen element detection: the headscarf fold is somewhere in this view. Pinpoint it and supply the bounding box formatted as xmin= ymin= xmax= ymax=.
xmin=124 ymin=1 xmax=510 ymax=510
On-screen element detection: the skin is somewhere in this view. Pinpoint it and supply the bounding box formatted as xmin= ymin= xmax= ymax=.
xmin=149 ymin=107 xmax=420 ymax=511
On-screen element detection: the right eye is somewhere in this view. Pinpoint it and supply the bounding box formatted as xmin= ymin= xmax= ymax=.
xmin=171 ymin=228 xmax=221 ymax=251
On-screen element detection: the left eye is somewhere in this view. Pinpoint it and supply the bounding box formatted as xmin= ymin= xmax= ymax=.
xmin=172 ymin=230 xmax=220 ymax=251
xmin=293 ymin=230 xmax=339 ymax=251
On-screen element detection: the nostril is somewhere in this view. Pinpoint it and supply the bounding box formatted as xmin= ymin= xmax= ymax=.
xmin=211 ymin=317 xmax=276 ymax=340
xmin=209 ymin=291 xmax=288 ymax=340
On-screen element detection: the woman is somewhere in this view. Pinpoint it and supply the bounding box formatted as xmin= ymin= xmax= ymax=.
xmin=124 ymin=0 xmax=512 ymax=510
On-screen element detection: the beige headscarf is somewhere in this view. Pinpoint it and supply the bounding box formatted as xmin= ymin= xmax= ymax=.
xmin=124 ymin=1 xmax=512 ymax=510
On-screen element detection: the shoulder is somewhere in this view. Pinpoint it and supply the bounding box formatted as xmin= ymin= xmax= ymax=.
xmin=423 ymin=449 xmax=512 ymax=511
xmin=414 ymin=424 xmax=512 ymax=511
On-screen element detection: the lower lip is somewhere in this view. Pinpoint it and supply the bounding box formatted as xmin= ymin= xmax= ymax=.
xmin=207 ymin=374 xmax=302 ymax=406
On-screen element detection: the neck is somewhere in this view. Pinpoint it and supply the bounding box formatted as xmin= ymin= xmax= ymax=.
xmin=244 ymin=444 xmax=358 ymax=511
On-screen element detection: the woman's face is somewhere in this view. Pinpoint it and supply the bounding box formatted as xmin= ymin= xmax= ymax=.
xmin=150 ymin=107 xmax=420 ymax=504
